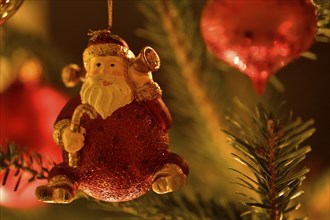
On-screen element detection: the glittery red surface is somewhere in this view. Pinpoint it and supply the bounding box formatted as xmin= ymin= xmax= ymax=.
xmin=54 ymin=98 xmax=175 ymax=202
xmin=201 ymin=0 xmax=317 ymax=94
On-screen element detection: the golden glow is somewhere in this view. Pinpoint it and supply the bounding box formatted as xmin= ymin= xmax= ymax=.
xmin=0 ymin=186 xmax=9 ymax=202
xmin=19 ymin=58 xmax=43 ymax=84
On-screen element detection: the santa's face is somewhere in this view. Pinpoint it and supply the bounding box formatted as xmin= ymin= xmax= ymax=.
xmin=80 ymin=56 xmax=133 ymax=119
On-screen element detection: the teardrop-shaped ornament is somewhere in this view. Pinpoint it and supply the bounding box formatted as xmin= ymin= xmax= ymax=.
xmin=201 ymin=0 xmax=317 ymax=94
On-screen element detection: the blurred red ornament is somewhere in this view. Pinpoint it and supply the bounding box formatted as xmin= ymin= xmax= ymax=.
xmin=200 ymin=0 xmax=317 ymax=94
xmin=0 ymin=79 xmax=67 ymax=209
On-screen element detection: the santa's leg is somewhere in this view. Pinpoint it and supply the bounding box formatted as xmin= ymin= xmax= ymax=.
xmin=152 ymin=152 xmax=189 ymax=194
xmin=35 ymin=163 xmax=77 ymax=203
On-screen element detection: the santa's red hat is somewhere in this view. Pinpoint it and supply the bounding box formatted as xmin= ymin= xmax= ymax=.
xmin=83 ymin=29 xmax=135 ymax=68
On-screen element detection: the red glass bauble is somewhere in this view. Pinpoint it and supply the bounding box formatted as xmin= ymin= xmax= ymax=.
xmin=0 ymin=82 xmax=67 ymax=209
xmin=201 ymin=0 xmax=317 ymax=94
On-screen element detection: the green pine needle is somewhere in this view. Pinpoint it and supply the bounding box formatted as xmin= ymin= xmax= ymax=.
xmin=224 ymin=100 xmax=314 ymax=220
xmin=0 ymin=142 xmax=53 ymax=191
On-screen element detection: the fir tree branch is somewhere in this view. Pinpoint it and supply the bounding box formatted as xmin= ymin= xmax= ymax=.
xmin=155 ymin=0 xmax=228 ymax=150
xmin=314 ymin=0 xmax=330 ymax=42
xmin=224 ymin=100 xmax=315 ymax=220
xmin=0 ymin=142 xmax=54 ymax=190
xmin=137 ymin=0 xmax=238 ymax=197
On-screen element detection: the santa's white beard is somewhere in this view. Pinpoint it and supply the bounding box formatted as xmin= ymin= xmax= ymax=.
xmin=80 ymin=75 xmax=132 ymax=119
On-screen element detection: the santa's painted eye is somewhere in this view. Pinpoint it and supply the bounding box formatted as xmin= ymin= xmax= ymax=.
xmin=110 ymin=64 xmax=115 ymax=67
xmin=96 ymin=63 xmax=102 ymax=67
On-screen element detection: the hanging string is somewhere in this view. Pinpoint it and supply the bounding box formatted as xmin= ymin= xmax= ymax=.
xmin=108 ymin=0 xmax=113 ymax=29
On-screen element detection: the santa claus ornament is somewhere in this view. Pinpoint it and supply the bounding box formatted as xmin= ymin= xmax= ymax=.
xmin=200 ymin=0 xmax=317 ymax=94
xmin=35 ymin=1 xmax=188 ymax=203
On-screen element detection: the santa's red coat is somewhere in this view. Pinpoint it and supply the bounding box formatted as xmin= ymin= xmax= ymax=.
xmin=49 ymin=96 xmax=188 ymax=202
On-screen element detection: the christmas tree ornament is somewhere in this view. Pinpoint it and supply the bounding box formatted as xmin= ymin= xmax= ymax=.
xmin=200 ymin=0 xmax=317 ymax=94
xmin=0 ymin=0 xmax=24 ymax=25
xmin=35 ymin=1 xmax=188 ymax=203
xmin=0 ymin=58 xmax=66 ymax=208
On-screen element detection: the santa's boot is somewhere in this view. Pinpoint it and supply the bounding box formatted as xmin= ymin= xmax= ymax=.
xmin=35 ymin=175 xmax=74 ymax=203
xmin=152 ymin=163 xmax=186 ymax=194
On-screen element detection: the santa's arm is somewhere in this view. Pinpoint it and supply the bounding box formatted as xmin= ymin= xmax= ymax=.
xmin=135 ymin=82 xmax=172 ymax=131
xmin=53 ymin=95 xmax=81 ymax=147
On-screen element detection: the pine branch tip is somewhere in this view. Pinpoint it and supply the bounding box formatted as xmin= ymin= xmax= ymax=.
xmin=0 ymin=142 xmax=54 ymax=191
xmin=225 ymin=102 xmax=313 ymax=219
